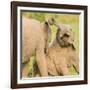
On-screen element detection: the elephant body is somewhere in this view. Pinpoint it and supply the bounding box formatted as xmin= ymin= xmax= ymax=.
xmin=22 ymin=17 xmax=51 ymax=77
xmin=46 ymin=24 xmax=79 ymax=76
xmin=47 ymin=40 xmax=79 ymax=76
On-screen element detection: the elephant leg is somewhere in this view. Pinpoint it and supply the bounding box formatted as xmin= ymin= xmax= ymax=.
xmin=59 ymin=64 xmax=69 ymax=76
xmin=36 ymin=48 xmax=48 ymax=76
xmin=22 ymin=61 xmax=30 ymax=78
xmin=56 ymin=58 xmax=69 ymax=76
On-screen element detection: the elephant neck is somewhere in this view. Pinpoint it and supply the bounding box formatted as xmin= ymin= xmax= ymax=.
xmin=50 ymin=38 xmax=62 ymax=49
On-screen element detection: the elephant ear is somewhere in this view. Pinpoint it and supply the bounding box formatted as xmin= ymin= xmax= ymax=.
xmin=48 ymin=18 xmax=55 ymax=25
xmin=45 ymin=17 xmax=55 ymax=25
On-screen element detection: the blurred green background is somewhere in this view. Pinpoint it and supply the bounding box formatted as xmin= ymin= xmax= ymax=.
xmin=22 ymin=11 xmax=80 ymax=77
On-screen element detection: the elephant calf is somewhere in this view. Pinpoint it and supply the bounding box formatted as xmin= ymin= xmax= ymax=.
xmin=22 ymin=17 xmax=52 ymax=77
xmin=46 ymin=23 xmax=79 ymax=76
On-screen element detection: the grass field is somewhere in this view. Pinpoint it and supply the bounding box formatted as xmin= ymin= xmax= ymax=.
xmin=22 ymin=12 xmax=80 ymax=77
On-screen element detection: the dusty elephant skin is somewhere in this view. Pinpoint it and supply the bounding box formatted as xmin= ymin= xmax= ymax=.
xmin=46 ymin=24 xmax=79 ymax=76
xmin=22 ymin=17 xmax=51 ymax=77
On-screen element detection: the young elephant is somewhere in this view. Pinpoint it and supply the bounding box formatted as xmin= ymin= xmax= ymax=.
xmin=46 ymin=24 xmax=79 ymax=76
xmin=22 ymin=17 xmax=52 ymax=77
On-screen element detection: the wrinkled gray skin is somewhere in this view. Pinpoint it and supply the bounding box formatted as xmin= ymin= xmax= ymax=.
xmin=22 ymin=17 xmax=52 ymax=77
xmin=46 ymin=24 xmax=79 ymax=76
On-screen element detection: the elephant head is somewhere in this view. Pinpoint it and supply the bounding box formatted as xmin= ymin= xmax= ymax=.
xmin=56 ymin=24 xmax=75 ymax=49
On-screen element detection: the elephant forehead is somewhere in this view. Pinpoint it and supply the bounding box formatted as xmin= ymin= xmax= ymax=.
xmin=58 ymin=24 xmax=72 ymax=32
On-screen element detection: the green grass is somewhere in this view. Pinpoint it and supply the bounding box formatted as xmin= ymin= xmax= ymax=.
xmin=28 ymin=56 xmax=35 ymax=77
xmin=22 ymin=12 xmax=79 ymax=76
